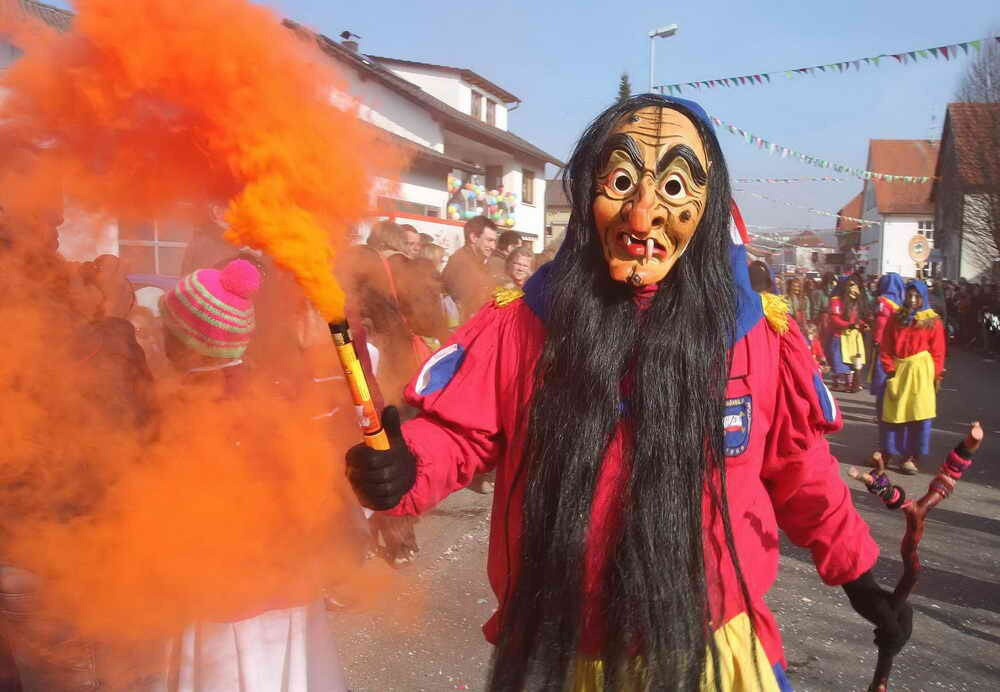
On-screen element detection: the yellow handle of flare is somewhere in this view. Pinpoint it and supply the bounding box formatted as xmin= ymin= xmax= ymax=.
xmin=330 ymin=323 xmax=390 ymax=451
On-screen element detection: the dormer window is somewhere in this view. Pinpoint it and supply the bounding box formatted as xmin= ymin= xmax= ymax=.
xmin=471 ymin=92 xmax=483 ymax=119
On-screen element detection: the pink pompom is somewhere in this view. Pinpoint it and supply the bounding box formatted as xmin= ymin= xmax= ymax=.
xmin=219 ymin=259 xmax=261 ymax=299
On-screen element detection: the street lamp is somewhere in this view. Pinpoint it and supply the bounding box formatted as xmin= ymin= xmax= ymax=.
xmin=648 ymin=24 xmax=679 ymax=93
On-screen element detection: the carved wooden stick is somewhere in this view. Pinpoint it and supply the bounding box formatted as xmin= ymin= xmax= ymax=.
xmin=849 ymin=422 xmax=983 ymax=692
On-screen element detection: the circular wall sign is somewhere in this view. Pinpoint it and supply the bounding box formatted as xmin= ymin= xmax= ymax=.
xmin=908 ymin=234 xmax=931 ymax=263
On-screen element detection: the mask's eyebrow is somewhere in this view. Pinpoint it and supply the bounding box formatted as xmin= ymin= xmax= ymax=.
xmin=598 ymin=133 xmax=644 ymax=174
xmin=656 ymin=144 xmax=708 ymax=185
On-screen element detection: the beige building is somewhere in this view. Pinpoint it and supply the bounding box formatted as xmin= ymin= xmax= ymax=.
xmin=544 ymin=179 xmax=570 ymax=250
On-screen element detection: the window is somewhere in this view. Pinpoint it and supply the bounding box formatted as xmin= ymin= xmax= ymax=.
xmin=486 ymin=165 xmax=503 ymax=191
xmin=118 ymin=219 xmax=192 ymax=276
xmin=918 ymin=220 xmax=934 ymax=243
xmin=522 ymin=169 xmax=535 ymax=205
xmin=471 ymin=91 xmax=483 ymax=119
xmin=486 ymin=99 xmax=496 ymax=126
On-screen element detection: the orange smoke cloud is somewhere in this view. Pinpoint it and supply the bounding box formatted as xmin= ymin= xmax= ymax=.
xmin=1 ymin=0 xmax=404 ymax=320
xmin=0 ymin=0 xmax=408 ymax=656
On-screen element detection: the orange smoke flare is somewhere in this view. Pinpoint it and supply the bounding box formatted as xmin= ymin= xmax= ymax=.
xmin=0 ymin=0 xmax=411 ymax=656
xmin=1 ymin=0 xmax=405 ymax=321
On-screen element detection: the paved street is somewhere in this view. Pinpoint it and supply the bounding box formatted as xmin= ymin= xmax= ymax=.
xmin=328 ymin=347 xmax=1000 ymax=691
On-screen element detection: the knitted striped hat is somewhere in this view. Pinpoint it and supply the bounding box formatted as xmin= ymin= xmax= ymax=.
xmin=161 ymin=259 xmax=260 ymax=359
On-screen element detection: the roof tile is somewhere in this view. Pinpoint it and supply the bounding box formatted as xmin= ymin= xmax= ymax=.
xmin=868 ymin=139 xmax=938 ymax=214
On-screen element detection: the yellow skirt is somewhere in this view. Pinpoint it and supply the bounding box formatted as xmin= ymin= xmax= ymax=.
xmin=840 ymin=328 xmax=866 ymax=368
xmin=569 ymin=613 xmax=780 ymax=691
xmin=882 ymin=350 xmax=936 ymax=423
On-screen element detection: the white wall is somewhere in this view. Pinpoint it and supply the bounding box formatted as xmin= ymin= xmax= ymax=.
xmin=336 ymin=69 xmax=444 ymax=152
xmin=878 ymin=214 xmax=932 ymax=277
xmin=959 ymin=193 xmax=999 ymax=281
xmin=385 ymin=64 xmax=510 ymax=130
xmin=386 ymin=64 xmax=465 ymax=113
xmin=499 ymin=164 xmax=545 ymax=251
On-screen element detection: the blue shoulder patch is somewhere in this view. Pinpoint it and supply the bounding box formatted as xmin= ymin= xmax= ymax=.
xmin=813 ymin=371 xmax=837 ymax=423
xmin=415 ymin=344 xmax=466 ymax=396
xmin=723 ymin=394 xmax=753 ymax=456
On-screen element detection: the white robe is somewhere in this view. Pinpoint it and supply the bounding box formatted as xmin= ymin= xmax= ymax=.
xmin=166 ymin=602 xmax=347 ymax=692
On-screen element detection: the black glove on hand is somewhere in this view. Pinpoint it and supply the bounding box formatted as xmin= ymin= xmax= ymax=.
xmin=345 ymin=406 xmax=417 ymax=511
xmin=843 ymin=571 xmax=913 ymax=656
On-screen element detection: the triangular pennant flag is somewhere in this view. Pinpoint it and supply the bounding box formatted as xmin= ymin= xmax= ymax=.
xmin=960 ymin=42 xmax=969 ymax=55
xmin=764 ymin=74 xmax=771 ymax=83
xmin=853 ymin=60 xmax=861 ymax=70
xmin=863 ymin=57 xmax=872 ymax=65
xmin=893 ymin=54 xmax=903 ymax=63
xmin=754 ymin=75 xmax=763 ymax=84
xmin=929 ymin=47 xmax=939 ymax=58
xmin=939 ymin=46 xmax=949 ymax=59
xmin=908 ymin=51 xmax=917 ymax=61
xmin=873 ymin=56 xmax=881 ymax=66
xmin=818 ymin=65 xmax=827 ymax=72
xmin=918 ymin=49 xmax=929 ymax=58
xmin=970 ymin=40 xmax=981 ymax=52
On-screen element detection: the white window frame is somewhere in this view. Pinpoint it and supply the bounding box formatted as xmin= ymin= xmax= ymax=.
xmin=118 ymin=220 xmax=187 ymax=276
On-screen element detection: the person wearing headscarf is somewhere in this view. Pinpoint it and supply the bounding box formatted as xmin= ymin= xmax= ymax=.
xmin=879 ymin=280 xmax=946 ymax=475
xmin=828 ymin=274 xmax=868 ymax=392
xmin=869 ymin=273 xmax=905 ymax=411
xmin=160 ymin=259 xmax=349 ymax=691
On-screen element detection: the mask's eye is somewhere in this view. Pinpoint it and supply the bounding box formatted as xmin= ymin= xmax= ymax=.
xmin=608 ymin=169 xmax=635 ymax=195
xmin=663 ymin=174 xmax=686 ymax=199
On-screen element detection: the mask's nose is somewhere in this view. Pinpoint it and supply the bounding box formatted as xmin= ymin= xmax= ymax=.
xmin=627 ymin=178 xmax=665 ymax=234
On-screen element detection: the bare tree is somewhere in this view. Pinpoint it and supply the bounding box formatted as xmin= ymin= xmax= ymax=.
xmin=956 ymin=35 xmax=1000 ymax=103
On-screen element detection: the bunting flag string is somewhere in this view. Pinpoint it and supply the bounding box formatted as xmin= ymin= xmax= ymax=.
xmin=735 ymin=176 xmax=846 ymax=184
xmin=659 ymin=36 xmax=999 ymax=94
xmin=714 ymin=116 xmax=934 ymax=183
xmin=740 ymin=190 xmax=881 ymax=227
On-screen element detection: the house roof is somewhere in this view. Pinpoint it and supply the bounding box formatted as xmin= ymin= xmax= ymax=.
xmin=545 ymin=179 xmax=570 ymax=208
xmin=791 ymin=230 xmax=826 ymax=247
xmin=367 ymin=56 xmax=520 ymax=104
xmin=303 ymin=30 xmax=564 ymax=168
xmin=836 ymin=192 xmax=863 ymax=231
xmin=867 ymin=139 xmax=938 ymax=214
xmin=15 ymin=0 xmax=72 ymax=32
xmin=935 ymin=102 xmax=1000 ymax=189
xmin=11 ymin=6 xmax=563 ymax=169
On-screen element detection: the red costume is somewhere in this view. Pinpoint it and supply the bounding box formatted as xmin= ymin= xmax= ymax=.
xmin=389 ymin=288 xmax=878 ymax=670
xmin=880 ymin=318 xmax=946 ymax=377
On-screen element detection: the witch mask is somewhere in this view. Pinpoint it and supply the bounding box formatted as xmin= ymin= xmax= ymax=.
xmin=593 ymin=106 xmax=710 ymax=286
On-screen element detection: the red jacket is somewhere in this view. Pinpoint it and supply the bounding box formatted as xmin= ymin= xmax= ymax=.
xmin=880 ymin=315 xmax=946 ymax=377
xmin=828 ymin=296 xmax=862 ymax=336
xmin=389 ymin=289 xmax=877 ymax=668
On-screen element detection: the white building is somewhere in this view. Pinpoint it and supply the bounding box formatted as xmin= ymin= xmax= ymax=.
xmin=2 ymin=1 xmax=562 ymax=276
xmin=858 ymin=139 xmax=939 ymax=277
xmin=317 ymin=41 xmax=562 ymax=255
xmin=933 ymin=103 xmax=1000 ymax=282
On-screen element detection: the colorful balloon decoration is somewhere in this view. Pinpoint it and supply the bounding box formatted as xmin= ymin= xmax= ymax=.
xmin=446 ymin=171 xmax=518 ymax=226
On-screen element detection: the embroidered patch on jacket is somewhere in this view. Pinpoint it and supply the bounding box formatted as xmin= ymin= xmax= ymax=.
xmin=813 ymin=372 xmax=838 ymax=423
xmin=723 ymin=395 xmax=752 ymax=457
xmin=415 ymin=344 xmax=466 ymax=396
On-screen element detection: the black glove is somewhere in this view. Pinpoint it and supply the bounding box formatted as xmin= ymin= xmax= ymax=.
xmin=345 ymin=406 xmax=417 ymax=511
xmin=843 ymin=571 xmax=913 ymax=656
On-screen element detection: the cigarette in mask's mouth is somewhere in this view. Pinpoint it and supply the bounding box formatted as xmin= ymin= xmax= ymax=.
xmin=643 ymin=238 xmax=654 ymax=265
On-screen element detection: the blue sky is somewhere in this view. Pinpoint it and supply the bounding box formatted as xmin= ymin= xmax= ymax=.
xmin=269 ymin=0 xmax=998 ymax=234
xmin=52 ymin=1 xmax=1000 ymax=233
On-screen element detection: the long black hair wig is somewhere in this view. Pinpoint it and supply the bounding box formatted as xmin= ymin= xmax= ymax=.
xmin=489 ymin=94 xmax=753 ymax=690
